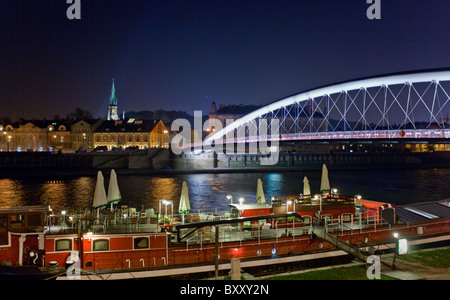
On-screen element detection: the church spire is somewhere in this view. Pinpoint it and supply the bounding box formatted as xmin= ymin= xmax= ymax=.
xmin=109 ymin=78 xmax=118 ymax=106
xmin=107 ymin=78 xmax=119 ymax=120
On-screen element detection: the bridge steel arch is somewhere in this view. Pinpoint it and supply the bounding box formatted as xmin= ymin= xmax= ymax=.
xmin=206 ymin=69 xmax=450 ymax=145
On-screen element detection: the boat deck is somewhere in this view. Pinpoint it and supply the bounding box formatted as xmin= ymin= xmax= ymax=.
xmin=396 ymin=200 xmax=450 ymax=224
xmin=45 ymin=200 xmax=450 ymax=242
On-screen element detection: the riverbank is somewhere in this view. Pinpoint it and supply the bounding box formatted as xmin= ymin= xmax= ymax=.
xmin=257 ymin=246 xmax=450 ymax=280
xmin=2 ymin=162 xmax=450 ymax=179
xmin=2 ymin=149 xmax=450 ymax=178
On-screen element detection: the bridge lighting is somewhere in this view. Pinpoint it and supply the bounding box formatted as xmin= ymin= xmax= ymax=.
xmin=206 ymin=69 xmax=450 ymax=146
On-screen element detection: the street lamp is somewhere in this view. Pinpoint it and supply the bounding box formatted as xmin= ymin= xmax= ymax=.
xmin=287 ymin=200 xmax=292 ymax=213
xmin=159 ymin=199 xmax=173 ymax=219
xmin=227 ymin=194 xmax=233 ymax=204
xmin=392 ymin=232 xmax=408 ymax=267
xmin=53 ymin=134 xmax=57 ymax=153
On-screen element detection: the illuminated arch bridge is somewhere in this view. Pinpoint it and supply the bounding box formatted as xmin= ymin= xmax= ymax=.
xmin=206 ymin=69 xmax=450 ymax=146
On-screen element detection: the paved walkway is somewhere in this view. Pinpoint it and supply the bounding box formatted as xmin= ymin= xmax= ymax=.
xmin=382 ymin=254 xmax=450 ymax=280
xmin=205 ymin=246 xmax=450 ymax=280
xmin=253 ymin=248 xmax=450 ymax=280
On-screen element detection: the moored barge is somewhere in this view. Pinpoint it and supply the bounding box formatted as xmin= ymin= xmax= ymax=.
xmin=1 ymin=166 xmax=450 ymax=279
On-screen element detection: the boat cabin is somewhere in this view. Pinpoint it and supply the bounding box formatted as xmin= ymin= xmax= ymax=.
xmin=357 ymin=199 xmax=396 ymax=224
xmin=272 ymin=194 xmax=356 ymax=217
xmin=44 ymin=232 xmax=169 ymax=271
xmin=0 ymin=206 xmax=46 ymax=267
xmin=229 ymin=203 xmax=272 ymax=218
xmin=0 ymin=206 xmax=46 ymax=247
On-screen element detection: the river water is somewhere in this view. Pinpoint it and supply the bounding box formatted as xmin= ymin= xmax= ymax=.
xmin=0 ymin=168 xmax=449 ymax=212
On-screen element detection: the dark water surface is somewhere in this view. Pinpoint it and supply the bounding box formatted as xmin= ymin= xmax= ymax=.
xmin=0 ymin=168 xmax=449 ymax=211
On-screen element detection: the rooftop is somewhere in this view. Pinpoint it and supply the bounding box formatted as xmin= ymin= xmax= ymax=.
xmin=396 ymin=200 xmax=450 ymax=223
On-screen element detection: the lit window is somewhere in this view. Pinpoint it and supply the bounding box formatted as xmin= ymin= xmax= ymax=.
xmin=93 ymin=239 xmax=109 ymax=251
xmin=55 ymin=239 xmax=72 ymax=252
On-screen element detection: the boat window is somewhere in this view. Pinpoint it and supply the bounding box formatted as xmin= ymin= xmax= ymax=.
xmin=134 ymin=237 xmax=149 ymax=249
xmin=0 ymin=216 xmax=6 ymax=228
xmin=230 ymin=208 xmax=240 ymax=218
xmin=55 ymin=239 xmax=72 ymax=252
xmin=93 ymin=239 xmax=109 ymax=251
xmin=27 ymin=214 xmax=42 ymax=227
xmin=10 ymin=214 xmax=24 ymax=228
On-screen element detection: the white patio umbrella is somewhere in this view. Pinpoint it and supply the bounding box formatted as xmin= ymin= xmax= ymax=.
xmin=320 ymin=164 xmax=331 ymax=194
xmin=179 ymin=181 xmax=191 ymax=223
xmin=107 ymin=169 xmax=122 ymax=210
xmin=303 ymin=176 xmax=311 ymax=196
xmin=93 ymin=171 xmax=108 ymax=218
xmin=256 ymin=178 xmax=266 ymax=205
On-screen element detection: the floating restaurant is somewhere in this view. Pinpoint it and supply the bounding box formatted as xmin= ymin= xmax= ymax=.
xmin=1 ymin=165 xmax=450 ymax=279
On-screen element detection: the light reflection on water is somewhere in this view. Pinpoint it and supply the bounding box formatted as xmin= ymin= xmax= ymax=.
xmin=0 ymin=168 xmax=449 ymax=211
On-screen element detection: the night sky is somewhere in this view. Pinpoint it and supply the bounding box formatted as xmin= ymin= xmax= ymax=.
xmin=1 ymin=0 xmax=449 ymax=120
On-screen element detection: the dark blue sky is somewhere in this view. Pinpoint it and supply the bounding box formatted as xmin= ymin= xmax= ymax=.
xmin=1 ymin=0 xmax=449 ymax=119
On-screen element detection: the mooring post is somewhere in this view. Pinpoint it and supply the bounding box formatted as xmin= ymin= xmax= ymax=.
xmin=230 ymin=258 xmax=241 ymax=280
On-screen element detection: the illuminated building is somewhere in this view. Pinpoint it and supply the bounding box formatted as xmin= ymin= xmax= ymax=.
xmin=70 ymin=119 xmax=104 ymax=152
xmin=93 ymin=119 xmax=169 ymax=150
xmin=0 ymin=124 xmax=13 ymax=152
xmin=45 ymin=121 xmax=71 ymax=153
xmin=0 ymin=120 xmax=71 ymax=153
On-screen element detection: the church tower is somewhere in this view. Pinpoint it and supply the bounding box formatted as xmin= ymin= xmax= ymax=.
xmin=107 ymin=79 xmax=119 ymax=121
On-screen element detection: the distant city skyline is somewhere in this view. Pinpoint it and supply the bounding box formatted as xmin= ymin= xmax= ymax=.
xmin=1 ymin=1 xmax=449 ymax=120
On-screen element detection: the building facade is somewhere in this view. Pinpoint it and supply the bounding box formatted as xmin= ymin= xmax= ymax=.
xmin=46 ymin=122 xmax=71 ymax=153
xmin=70 ymin=119 xmax=104 ymax=152
xmin=0 ymin=121 xmax=71 ymax=153
xmin=93 ymin=119 xmax=169 ymax=150
xmin=0 ymin=124 xmax=13 ymax=152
